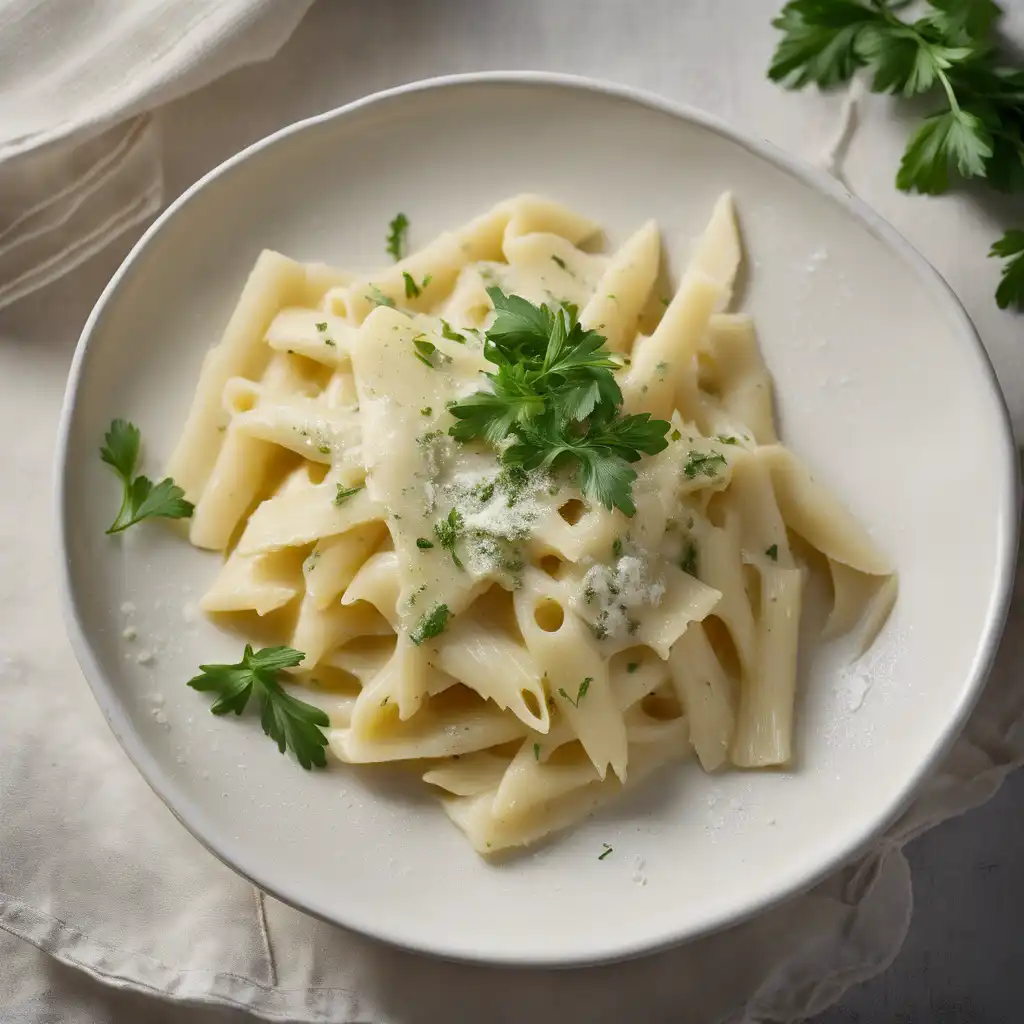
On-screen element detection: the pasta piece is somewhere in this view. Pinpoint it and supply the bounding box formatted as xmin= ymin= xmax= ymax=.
xmin=732 ymin=566 xmax=803 ymax=767
xmin=264 ymin=307 xmax=356 ymax=366
xmin=442 ymin=727 xmax=690 ymax=854
xmin=513 ymin=570 xmax=627 ymax=781
xmin=668 ymin=623 xmax=735 ymax=772
xmin=235 ymin=482 xmax=382 ymax=555
xmin=761 ymin=445 xmax=893 ymax=575
xmin=423 ymin=752 xmax=511 ymax=796
xmin=189 ymin=352 xmax=312 ymax=551
xmin=703 ymin=314 xmax=777 ymax=444
xmin=341 ymin=550 xmax=401 ymax=628
xmin=304 ymin=524 xmax=385 ymax=610
xmin=432 ymin=613 xmax=549 ymax=733
xmin=167 ymin=250 xmax=307 ymax=498
xmin=199 ymin=547 xmax=303 ymax=616
xmin=580 ymin=219 xmax=660 ymax=352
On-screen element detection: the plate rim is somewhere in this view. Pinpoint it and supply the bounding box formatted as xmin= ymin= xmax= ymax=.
xmin=54 ymin=70 xmax=1021 ymax=967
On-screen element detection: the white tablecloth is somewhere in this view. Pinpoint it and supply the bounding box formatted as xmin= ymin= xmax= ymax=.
xmin=2 ymin=2 xmax=1023 ymax=1022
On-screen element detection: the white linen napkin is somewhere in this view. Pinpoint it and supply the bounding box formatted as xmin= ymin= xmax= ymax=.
xmin=0 ymin=0 xmax=314 ymax=313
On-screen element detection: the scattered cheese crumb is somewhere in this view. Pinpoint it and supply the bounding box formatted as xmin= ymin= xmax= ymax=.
xmin=120 ymin=601 xmax=136 ymax=615
xmin=136 ymin=650 xmax=155 ymax=666
xmin=122 ymin=627 xmax=137 ymax=642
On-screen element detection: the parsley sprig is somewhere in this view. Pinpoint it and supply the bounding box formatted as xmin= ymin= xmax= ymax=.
xmin=769 ymin=0 xmax=1024 ymax=309
xmin=386 ymin=213 xmax=408 ymax=261
xmin=101 ymin=419 xmax=193 ymax=534
xmin=448 ymin=288 xmax=670 ymax=515
xmin=188 ymin=645 xmax=329 ymax=769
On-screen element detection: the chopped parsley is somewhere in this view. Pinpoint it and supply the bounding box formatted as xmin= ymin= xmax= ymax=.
xmin=315 ymin=321 xmax=328 ymax=332
xmin=333 ymin=484 xmax=362 ymax=506
xmin=598 ymin=843 xmax=613 ymax=860
xmin=558 ymin=677 xmax=592 ymax=708
xmin=420 ymin=406 xmax=432 ymax=416
xmin=416 ymin=537 xmax=434 ymax=549
xmin=612 ymin=537 xmax=623 ymax=559
xmin=533 ymin=742 xmax=541 ymax=761
xmin=440 ymin=319 xmax=466 ymax=344
xmin=765 ymin=543 xmax=779 ymax=561
xmin=550 ymin=254 xmax=568 ymax=270
xmin=627 ymin=662 xmax=639 ymax=673
xmin=717 ymin=435 xmax=740 ymax=445
xmin=386 ymin=213 xmax=408 ymax=261
xmin=366 ymin=285 xmax=396 ymax=308
xmin=434 ymin=508 xmax=464 ymax=569
xmin=680 ymin=539 xmax=699 ymax=578
xmin=410 ymin=603 xmax=451 ymax=645
xmin=683 ymin=450 xmax=727 ymax=479
xmin=403 ymin=271 xmax=421 ymax=299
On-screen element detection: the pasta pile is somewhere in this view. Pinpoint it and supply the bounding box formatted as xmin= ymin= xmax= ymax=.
xmin=168 ymin=194 xmax=896 ymax=854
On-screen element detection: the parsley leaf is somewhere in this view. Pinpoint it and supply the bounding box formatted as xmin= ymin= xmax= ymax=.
xmin=101 ymin=419 xmax=193 ymax=534
xmin=598 ymin=843 xmax=613 ymax=860
xmin=434 ymin=508 xmax=464 ymax=569
xmin=896 ymin=108 xmax=992 ymax=193
xmin=766 ymin=543 xmax=780 ymax=561
xmin=187 ymin=645 xmax=328 ymax=769
xmin=403 ymin=271 xmax=421 ymax=299
xmin=333 ymin=484 xmax=362 ymax=506
xmin=558 ymin=677 xmax=592 ymax=708
xmin=410 ymin=604 xmax=451 ymax=645
xmin=991 ymin=229 xmax=1024 ymax=309
xmin=768 ymin=0 xmax=879 ymax=90
xmin=366 ymin=285 xmax=396 ymax=309
xmin=386 ymin=213 xmax=408 ymax=261
xmin=680 ymin=539 xmax=699 ymax=577
xmin=768 ymin=0 xmax=1024 ymax=310
xmin=682 ymin=450 xmax=728 ymax=479
xmin=448 ymin=290 xmax=669 ymax=514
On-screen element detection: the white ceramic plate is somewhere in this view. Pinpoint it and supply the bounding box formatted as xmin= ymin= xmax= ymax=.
xmin=57 ymin=73 xmax=1018 ymax=966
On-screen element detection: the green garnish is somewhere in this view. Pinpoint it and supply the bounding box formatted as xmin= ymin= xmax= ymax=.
xmin=440 ymin=319 xmax=466 ymax=344
xmin=366 ymin=285 xmax=396 ymax=309
xmin=670 ymin=429 xmax=681 ymax=442
xmin=333 ymin=484 xmax=362 ymax=506
xmin=533 ymin=742 xmax=541 ymax=761
xmin=627 ymin=662 xmax=639 ymax=673
xmin=769 ymin=0 xmax=1024 ymax=310
xmin=558 ymin=677 xmax=592 ymax=708
xmin=766 ymin=543 xmax=779 ymax=561
xmin=403 ymin=271 xmax=421 ymax=299
xmin=612 ymin=537 xmax=623 ymax=559
xmin=991 ymin=230 xmax=1024 ymax=309
xmin=315 ymin=321 xmax=328 ymax=332
xmin=551 ymin=254 xmax=568 ymax=270
xmin=683 ymin=450 xmax=727 ymax=479
xmin=416 ymin=537 xmax=434 ymax=549
xmin=101 ymin=419 xmax=193 ymax=534
xmin=413 ymin=335 xmax=447 ymax=368
xmin=598 ymin=843 xmax=613 ymax=860
xmin=717 ymin=435 xmax=740 ymax=445
xmin=410 ymin=604 xmax=451 ymax=645
xmin=324 ymin=338 xmax=336 ymax=347
xmin=187 ymin=645 xmax=328 ymax=770
xmin=680 ymin=539 xmax=699 ymax=577
xmin=386 ymin=213 xmax=408 ymax=261
xmin=420 ymin=406 xmax=433 ymax=416
xmin=317 ymin=444 xmax=331 ymax=454
xmin=447 ymin=288 xmax=670 ymax=516
xmin=434 ymin=508 xmax=464 ymax=569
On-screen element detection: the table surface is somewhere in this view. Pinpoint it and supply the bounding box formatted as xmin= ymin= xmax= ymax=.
xmin=5 ymin=0 xmax=1024 ymax=1019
